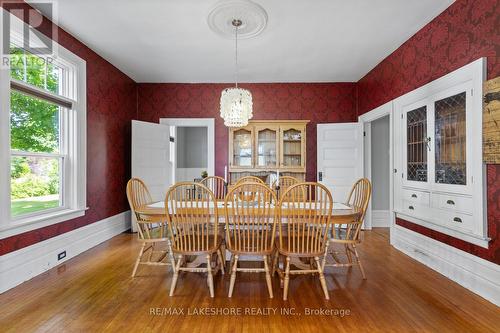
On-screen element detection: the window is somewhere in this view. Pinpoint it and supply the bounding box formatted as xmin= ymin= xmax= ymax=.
xmin=0 ymin=13 xmax=86 ymax=237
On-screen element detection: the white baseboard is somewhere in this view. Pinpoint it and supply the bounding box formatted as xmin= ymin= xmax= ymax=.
xmin=0 ymin=211 xmax=131 ymax=294
xmin=391 ymin=225 xmax=500 ymax=306
xmin=372 ymin=210 xmax=390 ymax=227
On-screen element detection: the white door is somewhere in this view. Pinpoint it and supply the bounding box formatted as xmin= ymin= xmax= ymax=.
xmin=317 ymin=123 xmax=363 ymax=204
xmin=131 ymin=120 xmax=171 ymax=231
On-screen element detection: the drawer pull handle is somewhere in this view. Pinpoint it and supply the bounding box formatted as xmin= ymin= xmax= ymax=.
xmin=446 ymin=200 xmax=455 ymax=205
xmin=408 ymin=206 xmax=414 ymax=210
xmin=411 ymin=194 xmax=417 ymax=198
xmin=453 ymin=217 xmax=462 ymax=223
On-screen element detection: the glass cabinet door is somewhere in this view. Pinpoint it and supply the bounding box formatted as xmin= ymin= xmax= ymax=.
xmin=256 ymin=127 xmax=278 ymax=168
xmin=231 ymin=128 xmax=253 ymax=168
xmin=406 ymin=106 xmax=428 ymax=182
xmin=434 ymin=92 xmax=467 ymax=185
xmin=281 ymin=127 xmax=304 ymax=168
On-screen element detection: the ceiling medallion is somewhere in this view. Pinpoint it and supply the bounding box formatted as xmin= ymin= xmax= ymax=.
xmin=207 ymin=0 xmax=268 ymax=39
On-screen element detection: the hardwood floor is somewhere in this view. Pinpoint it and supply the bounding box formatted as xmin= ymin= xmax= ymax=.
xmin=1 ymin=228 xmax=499 ymax=332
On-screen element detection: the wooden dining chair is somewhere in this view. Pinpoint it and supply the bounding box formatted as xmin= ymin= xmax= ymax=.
xmin=165 ymin=182 xmax=224 ymax=297
xmin=271 ymin=176 xmax=303 ymax=201
xmin=235 ymin=175 xmax=265 ymax=185
xmin=200 ymin=176 xmax=227 ymax=201
xmin=225 ymin=182 xmax=278 ymax=298
xmin=126 ymin=178 xmax=175 ymax=278
xmin=276 ymin=182 xmax=333 ymax=300
xmin=322 ymin=178 xmax=371 ymax=279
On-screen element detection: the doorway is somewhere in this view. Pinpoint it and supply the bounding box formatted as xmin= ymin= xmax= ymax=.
xmin=359 ymin=102 xmax=393 ymax=229
xmin=369 ymin=115 xmax=391 ymax=227
xmin=160 ymin=118 xmax=215 ymax=183
xmin=175 ymin=127 xmax=208 ymax=181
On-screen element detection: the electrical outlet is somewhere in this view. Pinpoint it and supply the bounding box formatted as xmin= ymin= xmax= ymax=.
xmin=58 ymin=251 xmax=66 ymax=261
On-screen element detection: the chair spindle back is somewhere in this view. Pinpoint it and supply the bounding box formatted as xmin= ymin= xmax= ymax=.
xmin=127 ymin=178 xmax=166 ymax=241
xmin=165 ymin=182 xmax=218 ymax=254
xmin=279 ymin=182 xmax=333 ymax=256
xmin=342 ymin=178 xmax=372 ymax=241
xmin=200 ymin=176 xmax=226 ymax=200
xmin=225 ymin=182 xmax=278 ymax=254
xmin=235 ymin=176 xmax=265 ymax=185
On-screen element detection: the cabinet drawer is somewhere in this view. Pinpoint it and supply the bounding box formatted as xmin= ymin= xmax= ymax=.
xmin=435 ymin=194 xmax=473 ymax=215
xmin=402 ymin=189 xmax=430 ymax=206
xmin=436 ymin=210 xmax=474 ymax=232
xmin=402 ymin=201 xmax=429 ymax=219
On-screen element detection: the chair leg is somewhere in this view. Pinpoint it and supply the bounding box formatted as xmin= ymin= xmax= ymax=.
xmin=322 ymin=242 xmax=329 ymax=270
xmin=228 ymin=254 xmax=235 ymax=275
xmin=132 ymin=243 xmax=146 ymax=278
xmin=220 ymin=242 xmax=226 ymax=264
xmin=217 ymin=249 xmax=225 ymax=275
xmin=283 ymin=257 xmax=290 ymax=301
xmin=167 ymin=242 xmax=176 ymax=273
xmin=228 ymin=255 xmax=239 ymax=297
xmin=315 ymin=256 xmax=329 ymax=300
xmin=279 ymin=255 xmax=285 ymax=288
xmin=206 ymin=254 xmax=214 ymax=298
xmin=148 ymin=242 xmax=155 ymax=262
xmin=345 ymin=243 xmax=353 ymax=264
xmin=263 ymin=255 xmax=273 ymax=298
xmin=169 ymin=255 xmax=182 ymax=296
xmin=271 ymin=250 xmax=278 ymax=276
xmin=352 ymin=244 xmax=366 ymax=279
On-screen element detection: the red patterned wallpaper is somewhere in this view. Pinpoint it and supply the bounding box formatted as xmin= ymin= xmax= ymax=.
xmin=358 ymin=0 xmax=500 ymax=264
xmin=0 ymin=2 xmax=137 ymax=255
xmin=137 ymin=83 xmax=358 ymax=182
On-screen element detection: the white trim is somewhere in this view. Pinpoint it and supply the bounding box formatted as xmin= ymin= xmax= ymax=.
xmin=396 ymin=212 xmax=489 ymax=248
xmin=391 ymin=225 xmax=500 ymax=306
xmin=359 ymin=101 xmax=393 ymax=122
xmin=0 ymin=211 xmax=131 ymax=294
xmin=0 ymin=207 xmax=87 ymax=239
xmin=358 ymin=101 xmax=394 ymax=231
xmin=0 ymin=10 xmax=11 ymax=236
xmin=372 ymin=210 xmax=390 ymax=227
xmin=159 ymin=118 xmax=215 ymax=180
xmin=0 ymin=70 xmax=10 ymax=233
xmin=10 ymin=78 xmax=75 ymax=108
xmin=363 ymin=122 xmax=371 ymax=229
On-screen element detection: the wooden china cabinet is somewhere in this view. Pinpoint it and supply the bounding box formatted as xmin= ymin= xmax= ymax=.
xmin=228 ymin=120 xmax=309 ymax=183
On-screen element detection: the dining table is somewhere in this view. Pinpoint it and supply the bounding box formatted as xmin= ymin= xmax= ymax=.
xmin=134 ymin=200 xmax=361 ymax=224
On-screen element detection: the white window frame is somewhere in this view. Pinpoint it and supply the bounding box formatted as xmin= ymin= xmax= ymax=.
xmin=0 ymin=10 xmax=87 ymax=238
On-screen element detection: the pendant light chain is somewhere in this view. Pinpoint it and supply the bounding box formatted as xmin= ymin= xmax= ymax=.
xmin=235 ymin=24 xmax=238 ymax=88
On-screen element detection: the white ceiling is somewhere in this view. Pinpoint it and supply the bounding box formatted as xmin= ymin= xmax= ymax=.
xmin=29 ymin=0 xmax=454 ymax=83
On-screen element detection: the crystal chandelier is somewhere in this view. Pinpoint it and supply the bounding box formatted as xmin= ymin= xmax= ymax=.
xmin=220 ymin=19 xmax=253 ymax=127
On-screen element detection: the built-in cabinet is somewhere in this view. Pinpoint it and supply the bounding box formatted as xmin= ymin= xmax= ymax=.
xmin=229 ymin=120 xmax=309 ymax=182
xmin=394 ymin=58 xmax=487 ymax=247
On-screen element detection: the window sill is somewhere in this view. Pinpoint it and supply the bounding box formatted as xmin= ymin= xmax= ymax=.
xmin=0 ymin=207 xmax=88 ymax=239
